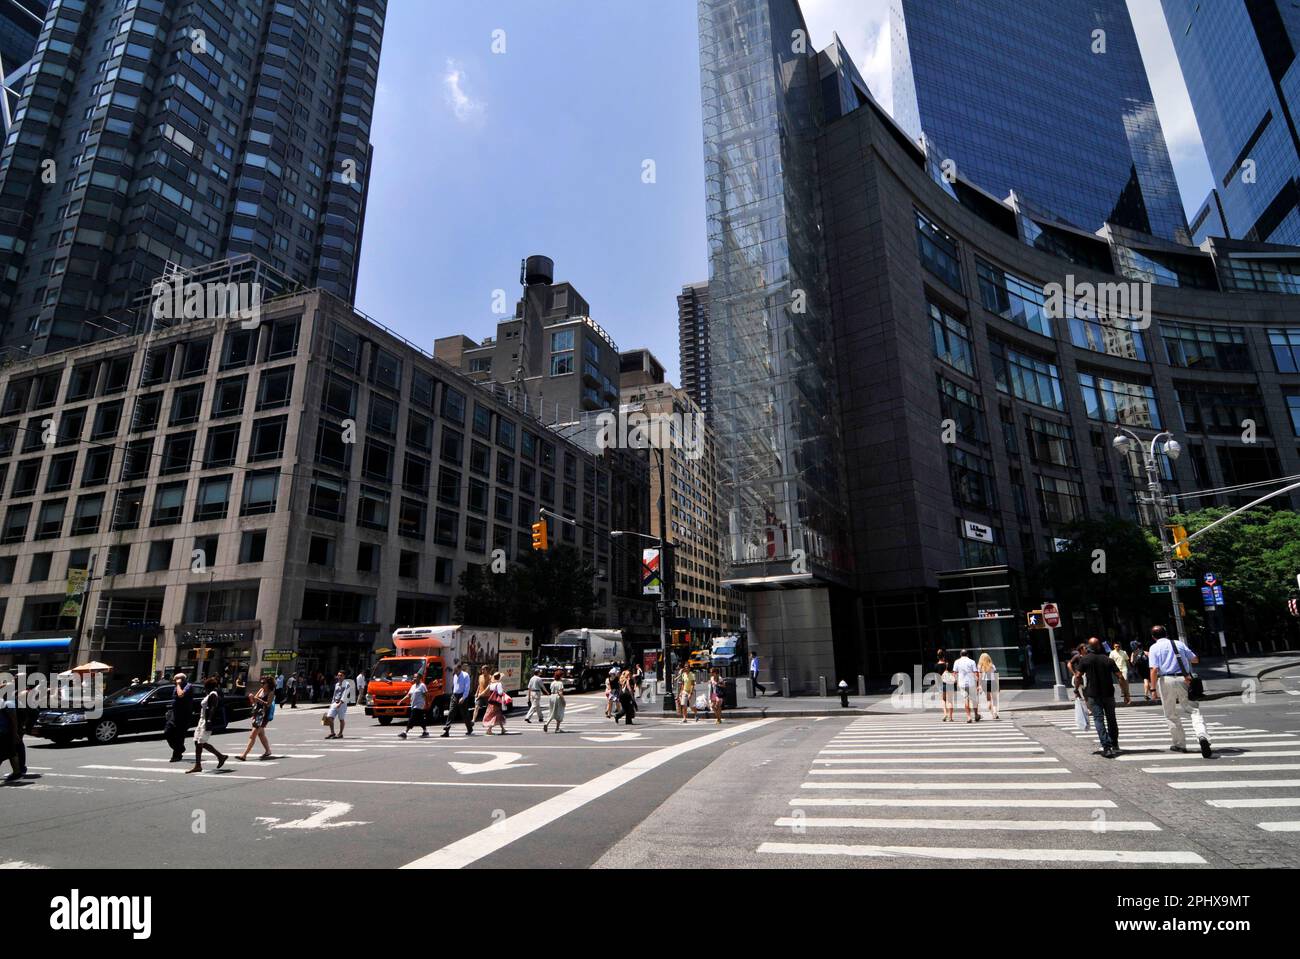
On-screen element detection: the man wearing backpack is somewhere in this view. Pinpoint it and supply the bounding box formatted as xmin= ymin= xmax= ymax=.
xmin=187 ymin=678 xmax=228 ymax=773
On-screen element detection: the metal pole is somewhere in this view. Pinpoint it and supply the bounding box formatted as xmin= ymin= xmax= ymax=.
xmin=657 ymin=448 xmax=673 ymax=711
xmin=1144 ymin=436 xmax=1188 ymax=644
xmin=1047 ymin=625 xmax=1066 ymax=701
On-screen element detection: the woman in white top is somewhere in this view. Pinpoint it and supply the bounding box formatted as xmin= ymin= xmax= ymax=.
xmin=542 ymin=670 xmax=566 ymax=733
xmin=977 ymin=652 xmax=999 ymax=720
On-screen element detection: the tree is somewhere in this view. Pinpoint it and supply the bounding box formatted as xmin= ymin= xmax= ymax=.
xmin=1030 ymin=515 xmax=1161 ymax=639
xmin=1169 ymin=506 xmax=1300 ymax=641
xmin=453 ymin=562 xmax=514 ymax=626
xmin=510 ymin=545 xmax=598 ymax=643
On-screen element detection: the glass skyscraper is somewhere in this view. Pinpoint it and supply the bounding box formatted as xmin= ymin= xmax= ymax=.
xmin=892 ymin=0 xmax=1189 ymax=242
xmin=1163 ymin=0 xmax=1300 ymax=246
xmin=0 ymin=0 xmax=385 ymax=355
xmin=0 ymin=0 xmax=45 ymax=73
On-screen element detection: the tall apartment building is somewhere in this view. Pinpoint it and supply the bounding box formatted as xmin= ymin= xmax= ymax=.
xmin=0 ymin=276 xmax=651 ymax=685
xmin=1162 ymin=0 xmax=1300 ymax=246
xmin=676 ymin=281 xmax=711 ymax=422
xmin=699 ymin=0 xmax=1300 ymax=688
xmin=619 ymin=347 xmax=739 ymax=639
xmin=892 ymin=0 xmax=1189 ymax=242
xmin=0 ymin=0 xmax=385 ymax=355
xmin=0 ymin=0 xmax=45 ymax=73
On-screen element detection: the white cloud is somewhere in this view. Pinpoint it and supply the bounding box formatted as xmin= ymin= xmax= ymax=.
xmin=442 ymin=59 xmax=484 ymax=123
xmin=800 ymin=0 xmax=893 ymax=113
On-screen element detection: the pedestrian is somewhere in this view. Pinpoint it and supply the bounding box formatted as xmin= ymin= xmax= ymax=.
xmin=605 ymin=666 xmax=620 ymax=719
xmin=325 ymin=670 xmax=352 ymax=739
xmin=482 ymin=671 xmax=508 ymax=735
xmin=187 ymin=678 xmax=229 ymax=773
xmin=274 ymin=670 xmax=285 ymax=705
xmin=287 ymin=673 xmax=299 ymax=708
xmin=165 ymin=672 xmax=194 ymax=762
xmin=1069 ymin=643 xmax=1090 ymax=730
xmin=1148 ymin=625 xmax=1212 ymax=758
xmin=708 ymin=668 xmax=725 ymax=724
xmin=618 ymin=669 xmax=637 ymax=725
xmin=633 ymin=663 xmax=645 ymax=696
xmin=442 ymin=661 xmax=475 ymax=737
xmin=977 ymin=652 xmax=999 ymax=719
xmin=1109 ymin=641 xmax=1132 ymax=705
xmin=750 ymin=651 xmax=766 ymax=696
xmin=356 ymin=669 xmax=368 ymax=705
xmin=1130 ymin=642 xmax=1152 ymax=701
xmin=0 ymin=678 xmax=23 ymax=782
xmin=398 ymin=672 xmax=429 ymax=739
xmin=236 ymin=676 xmax=276 ymax=761
xmin=472 ymin=666 xmax=491 ymax=724
xmin=1078 ymin=637 xmax=1122 ymax=757
xmin=953 ymin=649 xmax=980 ymax=722
xmin=677 ymin=663 xmax=699 ymax=723
xmin=543 ymin=669 xmax=567 ymax=733
xmin=935 ymin=649 xmax=954 ymax=722
xmin=1022 ymin=642 xmax=1035 ymax=687
xmin=524 ymin=667 xmax=547 ymax=724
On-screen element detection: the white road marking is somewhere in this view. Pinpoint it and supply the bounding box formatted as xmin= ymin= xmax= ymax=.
xmin=447 ymin=751 xmax=536 ymax=775
xmin=812 ymin=756 xmax=1059 ymax=765
xmin=774 ymin=816 xmax=1158 ymax=832
xmin=402 ymin=718 xmax=780 ymax=869
xmin=807 ymin=768 xmax=1072 ymax=776
xmin=32 ymin=771 xmax=166 ymax=784
xmin=255 ymin=799 xmax=370 ymax=830
xmin=80 ymin=764 xmax=265 ymax=780
xmin=790 ymin=797 xmax=1117 ymax=808
xmin=1258 ymin=821 xmax=1300 ymax=831
xmin=1116 ymin=744 xmax=1300 ymax=759
xmin=1207 ymin=798 xmax=1300 ymax=808
xmin=281 ymin=776 xmax=578 ymax=788
xmin=756 ymin=843 xmax=1205 ymax=864
xmin=0 ymin=861 xmax=48 ymax=868
xmin=1143 ymin=763 xmax=1300 ymax=774
xmin=580 ymin=732 xmax=645 ymax=743
xmin=800 ymin=781 xmax=1102 ymax=790
xmin=135 ymin=757 xmax=282 ymax=766
xmin=1167 ymin=778 xmax=1300 ymax=789
xmin=819 ymin=747 xmax=1045 ymax=754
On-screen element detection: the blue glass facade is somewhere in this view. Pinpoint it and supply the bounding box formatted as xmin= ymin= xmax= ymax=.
xmin=0 ymin=1 xmax=45 ymax=75
xmin=892 ymin=0 xmax=1189 ymax=243
xmin=1163 ymin=0 xmax=1300 ymax=246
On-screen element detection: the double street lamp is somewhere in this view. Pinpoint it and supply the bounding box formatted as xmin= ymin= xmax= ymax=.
xmin=1112 ymin=428 xmax=1186 ymax=642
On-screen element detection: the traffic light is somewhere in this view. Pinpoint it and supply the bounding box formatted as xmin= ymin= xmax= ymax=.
xmin=1169 ymin=524 xmax=1191 ymax=560
xmin=530 ymin=520 xmax=548 ymax=551
xmin=1026 ymin=610 xmax=1044 ymax=629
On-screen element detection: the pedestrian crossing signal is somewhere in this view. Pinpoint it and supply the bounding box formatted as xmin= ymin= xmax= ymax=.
xmin=1169 ymin=524 xmax=1191 ymax=560
xmin=531 ymin=521 xmax=548 ymax=551
xmin=1026 ymin=610 xmax=1044 ymax=629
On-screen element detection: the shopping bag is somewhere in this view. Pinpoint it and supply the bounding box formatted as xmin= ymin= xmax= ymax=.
xmin=1073 ymin=697 xmax=1088 ymax=731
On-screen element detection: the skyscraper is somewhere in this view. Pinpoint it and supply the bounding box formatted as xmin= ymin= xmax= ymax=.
xmin=1162 ymin=0 xmax=1300 ymax=245
xmin=892 ymin=0 xmax=1189 ymax=242
xmin=0 ymin=0 xmax=385 ymax=355
xmin=0 ymin=0 xmax=45 ymax=73
xmin=676 ymin=280 xmax=711 ymax=422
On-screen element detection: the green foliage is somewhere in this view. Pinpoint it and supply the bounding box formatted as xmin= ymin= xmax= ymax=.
xmin=1031 ymin=515 xmax=1161 ymax=632
xmin=453 ymin=546 xmax=598 ymax=642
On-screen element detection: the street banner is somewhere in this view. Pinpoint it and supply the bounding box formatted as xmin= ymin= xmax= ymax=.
xmin=642 ymin=548 xmax=662 ymax=595
xmin=61 ymin=567 xmax=89 ymax=618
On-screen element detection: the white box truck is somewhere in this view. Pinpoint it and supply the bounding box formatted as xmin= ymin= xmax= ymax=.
xmin=536 ymin=628 xmax=625 ymax=692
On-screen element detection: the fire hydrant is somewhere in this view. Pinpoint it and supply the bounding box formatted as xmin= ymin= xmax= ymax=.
xmin=838 ymin=679 xmax=850 ymax=708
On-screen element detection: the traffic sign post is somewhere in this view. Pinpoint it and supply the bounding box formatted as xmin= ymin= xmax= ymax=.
xmin=1040 ymin=602 xmax=1067 ymax=702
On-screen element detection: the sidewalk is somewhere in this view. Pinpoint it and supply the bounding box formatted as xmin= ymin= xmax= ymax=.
xmin=688 ymin=653 xmax=1300 ymax=718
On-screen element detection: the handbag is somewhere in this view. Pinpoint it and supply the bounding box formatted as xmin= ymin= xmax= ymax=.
xmin=1171 ymin=641 xmax=1204 ymax=700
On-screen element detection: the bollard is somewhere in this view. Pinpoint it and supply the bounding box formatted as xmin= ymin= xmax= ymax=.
xmin=781 ymin=675 xmax=790 ymax=699
xmin=857 ymin=674 xmax=865 ymax=696
xmin=747 ymin=676 xmax=755 ymax=699
xmin=819 ymin=676 xmax=827 ymax=697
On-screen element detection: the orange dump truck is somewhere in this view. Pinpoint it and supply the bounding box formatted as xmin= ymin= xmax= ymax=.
xmin=364 ymin=626 xmax=531 ymax=725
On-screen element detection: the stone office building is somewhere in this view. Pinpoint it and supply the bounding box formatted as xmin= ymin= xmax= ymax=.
xmin=0 ymin=273 xmax=649 ymax=684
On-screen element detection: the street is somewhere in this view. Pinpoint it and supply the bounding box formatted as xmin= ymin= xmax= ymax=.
xmin=3 ymin=667 xmax=1299 ymax=870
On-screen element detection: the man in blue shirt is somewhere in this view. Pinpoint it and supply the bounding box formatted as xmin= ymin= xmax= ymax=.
xmin=441 ymin=661 xmax=474 ymax=737
xmin=750 ymin=652 xmax=766 ymax=697
xmin=1147 ymin=625 xmax=1212 ymax=757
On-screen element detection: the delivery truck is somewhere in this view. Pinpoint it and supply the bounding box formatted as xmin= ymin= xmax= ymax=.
xmin=364 ymin=625 xmax=531 ymax=725
xmin=535 ymin=628 xmax=625 ymax=692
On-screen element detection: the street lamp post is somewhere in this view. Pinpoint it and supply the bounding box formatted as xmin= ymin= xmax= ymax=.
xmin=1112 ymin=428 xmax=1186 ymax=643
xmin=611 ymin=446 xmax=674 ymax=711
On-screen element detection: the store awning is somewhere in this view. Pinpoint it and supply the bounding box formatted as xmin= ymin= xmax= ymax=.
xmin=0 ymin=637 xmax=73 ymax=652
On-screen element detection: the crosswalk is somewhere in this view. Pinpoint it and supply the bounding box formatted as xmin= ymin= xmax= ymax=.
xmin=1049 ymin=709 xmax=1300 ymax=835
xmin=757 ymin=715 xmax=1208 ymax=866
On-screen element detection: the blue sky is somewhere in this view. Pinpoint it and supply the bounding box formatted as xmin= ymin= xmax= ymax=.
xmin=357 ymin=1 xmax=1212 ymax=387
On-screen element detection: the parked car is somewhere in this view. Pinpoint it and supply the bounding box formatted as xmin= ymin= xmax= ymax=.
xmin=32 ymin=682 xmax=254 ymax=746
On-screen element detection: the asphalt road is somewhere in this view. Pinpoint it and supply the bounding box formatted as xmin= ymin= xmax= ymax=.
xmin=5 ymin=667 xmax=1300 ymax=869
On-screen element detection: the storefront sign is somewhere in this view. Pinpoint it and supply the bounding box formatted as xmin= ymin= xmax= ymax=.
xmin=262 ymin=649 xmax=297 ymax=662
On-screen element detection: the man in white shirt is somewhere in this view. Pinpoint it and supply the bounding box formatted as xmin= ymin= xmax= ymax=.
xmin=356 ymin=670 xmax=368 ymax=703
xmin=952 ymin=649 xmax=981 ymax=723
xmin=524 ymin=668 xmax=547 ymax=724
xmin=326 ymin=670 xmax=353 ymax=740
xmin=1147 ymin=625 xmax=1212 ymax=757
xmin=399 ymin=674 xmax=429 ymax=739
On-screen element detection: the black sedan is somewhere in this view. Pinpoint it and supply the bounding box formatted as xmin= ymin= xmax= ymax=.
xmin=32 ymin=682 xmax=254 ymax=746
